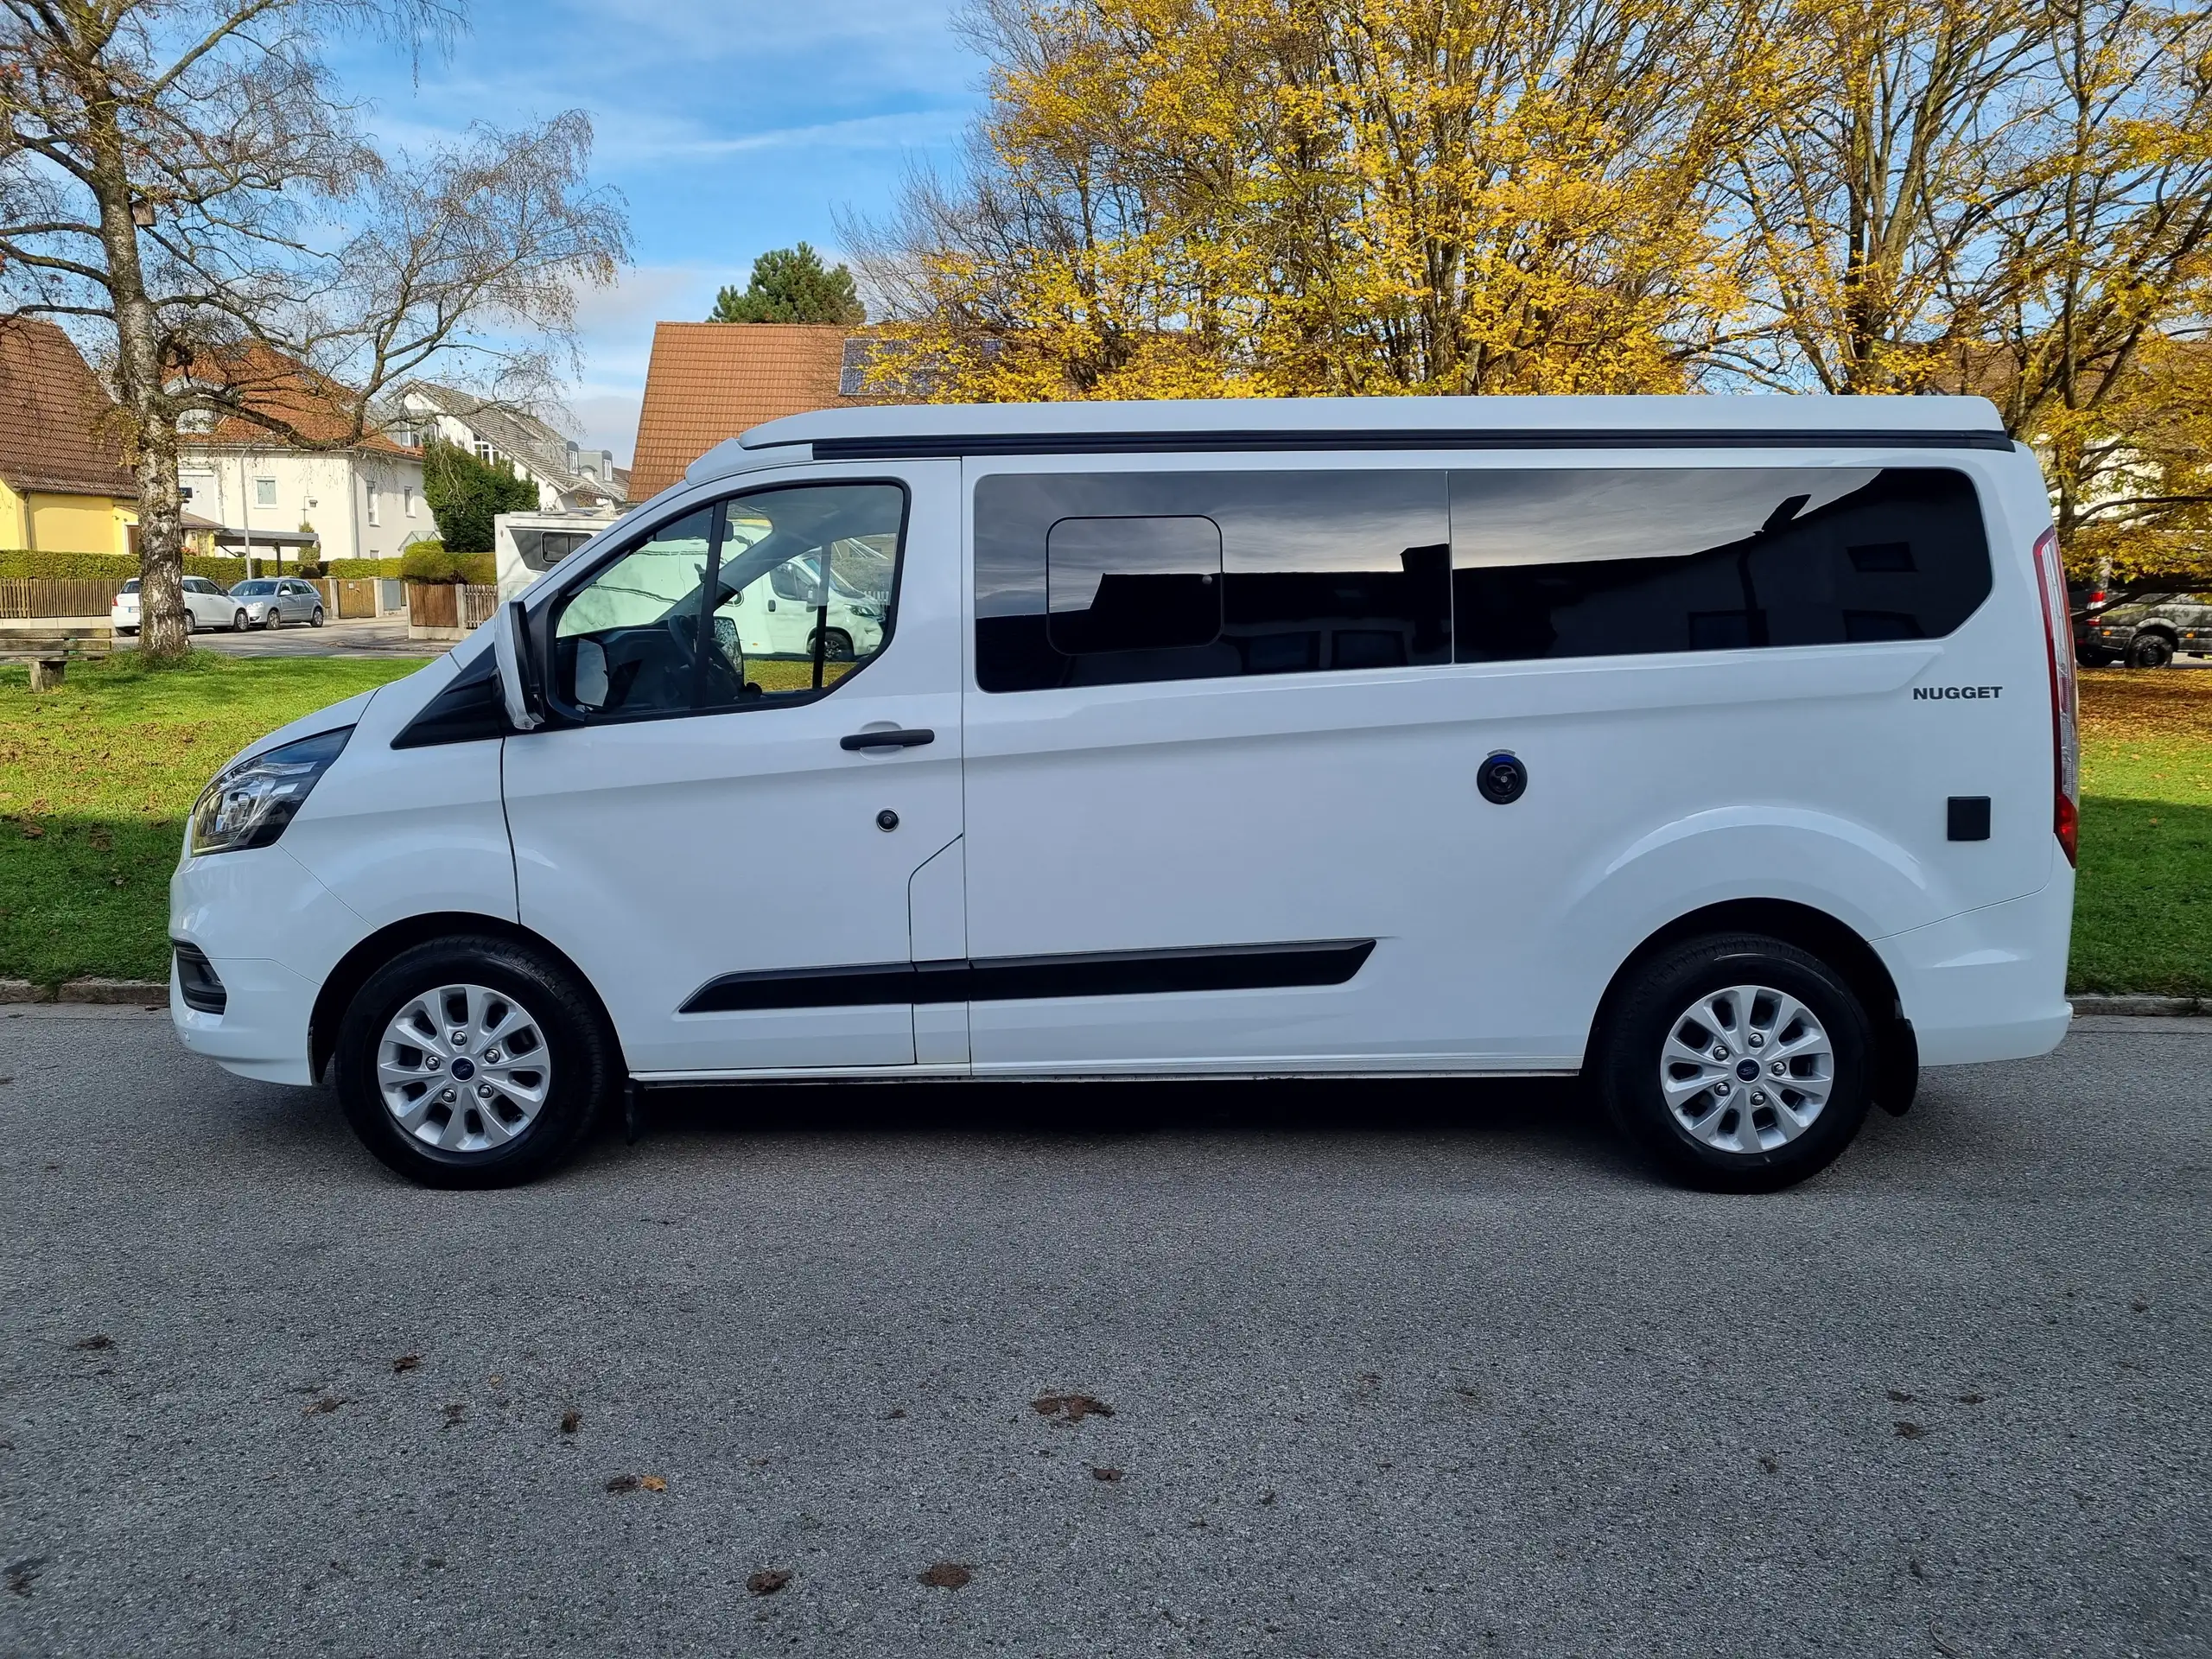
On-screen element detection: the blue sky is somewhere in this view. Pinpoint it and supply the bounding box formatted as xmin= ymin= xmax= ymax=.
xmin=333 ymin=0 xmax=985 ymax=464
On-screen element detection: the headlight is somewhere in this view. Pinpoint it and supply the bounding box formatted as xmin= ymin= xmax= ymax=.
xmin=188 ymin=727 xmax=353 ymax=855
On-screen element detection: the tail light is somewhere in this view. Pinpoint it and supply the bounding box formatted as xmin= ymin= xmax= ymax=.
xmin=2031 ymin=529 xmax=2079 ymax=866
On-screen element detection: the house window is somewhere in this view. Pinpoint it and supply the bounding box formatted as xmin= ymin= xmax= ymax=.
xmin=179 ymin=486 xmax=194 ymax=504
xmin=474 ymin=440 xmax=499 ymax=466
xmin=404 ymin=486 xmax=416 ymax=518
xmin=365 ymin=480 xmax=379 ymax=526
xmin=252 ymin=477 xmax=277 ymax=508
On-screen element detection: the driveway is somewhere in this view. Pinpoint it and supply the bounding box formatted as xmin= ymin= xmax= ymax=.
xmin=0 ymin=1012 xmax=2204 ymax=1656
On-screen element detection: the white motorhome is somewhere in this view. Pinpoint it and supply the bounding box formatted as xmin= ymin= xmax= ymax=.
xmin=493 ymin=507 xmax=629 ymax=601
xmin=169 ymin=397 xmax=2077 ymax=1192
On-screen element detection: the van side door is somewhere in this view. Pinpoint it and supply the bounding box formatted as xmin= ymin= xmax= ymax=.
xmin=500 ymin=461 xmax=964 ymax=1077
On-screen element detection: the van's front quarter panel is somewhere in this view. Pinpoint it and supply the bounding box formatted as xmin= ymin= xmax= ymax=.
xmin=168 ymin=649 xmax=518 ymax=1086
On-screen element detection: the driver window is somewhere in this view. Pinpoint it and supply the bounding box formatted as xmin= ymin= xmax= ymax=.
xmin=554 ymin=506 xmax=714 ymax=715
xmin=551 ymin=484 xmax=903 ymax=720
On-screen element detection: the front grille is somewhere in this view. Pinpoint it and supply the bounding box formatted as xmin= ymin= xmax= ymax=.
xmin=172 ymin=941 xmax=226 ymax=1014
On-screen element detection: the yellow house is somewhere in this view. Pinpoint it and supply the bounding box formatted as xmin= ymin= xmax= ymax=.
xmin=0 ymin=315 xmax=140 ymax=555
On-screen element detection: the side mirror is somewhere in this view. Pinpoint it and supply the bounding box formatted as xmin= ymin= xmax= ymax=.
xmin=493 ymin=599 xmax=543 ymax=732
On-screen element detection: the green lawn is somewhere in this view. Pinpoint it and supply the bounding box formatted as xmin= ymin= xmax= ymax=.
xmin=3 ymin=652 xmax=2207 ymax=995
xmin=0 ymin=652 xmax=418 ymax=986
xmin=2070 ymin=669 xmax=2212 ymax=997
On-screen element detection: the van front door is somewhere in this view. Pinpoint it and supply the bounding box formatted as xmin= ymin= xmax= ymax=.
xmin=501 ymin=462 xmax=965 ymax=1077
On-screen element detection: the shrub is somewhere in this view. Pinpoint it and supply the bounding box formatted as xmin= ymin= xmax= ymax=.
xmin=324 ymin=557 xmax=404 ymax=578
xmin=398 ymin=543 xmax=493 ymax=585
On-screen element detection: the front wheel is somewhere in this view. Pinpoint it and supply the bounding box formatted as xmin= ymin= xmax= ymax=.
xmin=2127 ymin=632 xmax=2175 ymax=669
xmin=333 ymin=935 xmax=619 ymax=1188
xmin=309 ymin=607 xmax=324 ymax=628
xmin=232 ymin=609 xmax=247 ymax=632
xmin=1593 ymin=933 xmax=1874 ymax=1193
xmin=261 ymin=609 xmax=279 ymax=629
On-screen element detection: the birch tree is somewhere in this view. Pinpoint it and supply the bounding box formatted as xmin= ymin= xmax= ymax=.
xmin=0 ymin=0 xmax=627 ymax=659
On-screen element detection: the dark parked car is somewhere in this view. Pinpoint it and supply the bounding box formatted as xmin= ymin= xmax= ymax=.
xmin=2079 ymin=591 xmax=2212 ymax=668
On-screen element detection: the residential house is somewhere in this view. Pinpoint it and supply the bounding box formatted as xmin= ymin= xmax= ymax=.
xmin=178 ymin=344 xmax=425 ymax=568
xmin=0 ymin=315 xmax=140 ymax=555
xmin=393 ymin=383 xmax=627 ymax=512
xmin=629 ymin=322 xmax=876 ymax=499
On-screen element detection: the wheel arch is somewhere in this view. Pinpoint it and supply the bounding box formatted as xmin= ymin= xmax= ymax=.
xmin=1585 ymin=898 xmax=1917 ymax=1116
xmin=308 ymin=910 xmax=621 ymax=1083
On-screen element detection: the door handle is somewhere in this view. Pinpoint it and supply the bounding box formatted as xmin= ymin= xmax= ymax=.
xmin=840 ymin=728 xmax=935 ymax=752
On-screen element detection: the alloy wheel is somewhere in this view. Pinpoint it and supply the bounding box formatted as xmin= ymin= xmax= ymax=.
xmin=1658 ymin=983 xmax=1834 ymax=1155
xmin=376 ymin=983 xmax=554 ymax=1154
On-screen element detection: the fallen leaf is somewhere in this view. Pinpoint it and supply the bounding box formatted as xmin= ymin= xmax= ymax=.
xmin=2131 ymin=1299 xmax=2149 ymax=1313
xmin=4 ymin=1557 xmax=45 ymax=1598
xmin=1758 ymin=1453 xmax=1779 ymax=1474
xmin=885 ymin=1408 xmax=907 ymax=1421
xmin=604 ymin=1475 xmax=640 ymax=1494
xmin=918 ymin=1562 xmax=971 ymax=1590
xmin=304 ymin=1395 xmax=346 ymax=1416
xmin=639 ymin=1475 xmax=667 ymax=1492
xmin=560 ymin=1409 xmax=582 ymax=1434
xmin=442 ymin=1402 xmax=467 ymax=1427
xmin=747 ymin=1568 xmax=792 ymax=1596
xmin=1955 ymin=1392 xmax=1985 ymax=1406
xmin=1885 ymin=1389 xmax=1915 ymax=1403
xmin=72 ymin=1334 xmax=112 ymax=1351
xmin=391 ymin=1354 xmax=420 ymax=1374
xmin=1893 ymin=1421 xmax=1928 ymax=1440
xmin=1090 ymin=1465 xmax=1123 ymax=1483
xmin=1032 ymin=1393 xmax=1114 ymax=1423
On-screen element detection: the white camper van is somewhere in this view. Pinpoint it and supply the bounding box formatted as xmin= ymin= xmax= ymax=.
xmin=493 ymin=507 xmax=628 ymax=602
xmin=169 ymin=397 xmax=2077 ymax=1192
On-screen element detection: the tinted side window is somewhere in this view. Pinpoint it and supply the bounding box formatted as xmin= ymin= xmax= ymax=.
xmin=976 ymin=471 xmax=1448 ymax=691
xmin=1450 ymin=467 xmax=1992 ymax=661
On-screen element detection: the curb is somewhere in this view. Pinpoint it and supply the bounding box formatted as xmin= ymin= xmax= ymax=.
xmin=0 ymin=978 xmax=168 ymax=1005
xmin=2069 ymin=994 xmax=2209 ymax=1017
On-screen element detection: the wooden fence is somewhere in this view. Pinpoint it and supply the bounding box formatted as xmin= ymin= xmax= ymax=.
xmin=405 ymin=582 xmax=499 ymax=633
xmin=0 ymin=578 xmax=125 ymax=619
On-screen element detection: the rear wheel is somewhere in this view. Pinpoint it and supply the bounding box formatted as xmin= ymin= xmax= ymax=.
xmin=2127 ymin=632 xmax=2175 ymax=669
xmin=1593 ymin=933 xmax=1874 ymax=1192
xmin=333 ymin=935 xmax=618 ymax=1188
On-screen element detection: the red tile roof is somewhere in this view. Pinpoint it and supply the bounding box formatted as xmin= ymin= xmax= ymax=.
xmin=630 ymin=322 xmax=863 ymax=499
xmin=0 ymin=316 xmax=137 ymax=499
xmin=194 ymin=340 xmax=410 ymax=456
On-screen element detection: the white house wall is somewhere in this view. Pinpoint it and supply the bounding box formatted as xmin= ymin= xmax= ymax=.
xmin=179 ymin=447 xmax=427 ymax=562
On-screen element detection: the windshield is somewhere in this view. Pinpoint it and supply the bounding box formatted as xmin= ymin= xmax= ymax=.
xmin=232 ymin=581 xmax=276 ymax=596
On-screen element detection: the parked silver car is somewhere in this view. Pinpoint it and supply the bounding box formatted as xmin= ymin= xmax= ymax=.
xmin=229 ymin=577 xmax=325 ymax=629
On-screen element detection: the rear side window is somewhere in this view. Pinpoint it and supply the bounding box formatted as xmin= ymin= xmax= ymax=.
xmin=1450 ymin=467 xmax=1992 ymax=661
xmin=976 ymin=471 xmax=1450 ymax=690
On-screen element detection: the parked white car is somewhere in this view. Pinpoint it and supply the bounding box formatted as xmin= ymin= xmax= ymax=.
xmin=112 ymin=576 xmax=251 ymax=635
xmin=229 ymin=577 xmax=324 ymax=629
xmin=170 ymin=394 xmax=2077 ymax=1194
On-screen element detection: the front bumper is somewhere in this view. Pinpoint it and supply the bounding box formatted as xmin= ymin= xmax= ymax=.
xmin=169 ymin=842 xmax=366 ymax=1087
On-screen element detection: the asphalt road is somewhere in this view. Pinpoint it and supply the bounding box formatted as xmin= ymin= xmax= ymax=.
xmin=1 ymin=1010 xmax=2204 ymax=1657
xmin=119 ymin=617 xmax=445 ymax=658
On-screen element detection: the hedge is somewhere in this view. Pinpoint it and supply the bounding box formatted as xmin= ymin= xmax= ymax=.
xmin=324 ymin=557 xmax=405 ymax=579
xmin=0 ymin=550 xmax=253 ymax=582
xmin=398 ymin=543 xmax=494 ymax=585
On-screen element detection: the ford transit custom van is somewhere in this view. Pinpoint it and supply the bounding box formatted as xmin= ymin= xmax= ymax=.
xmin=169 ymin=396 xmax=2077 ymax=1192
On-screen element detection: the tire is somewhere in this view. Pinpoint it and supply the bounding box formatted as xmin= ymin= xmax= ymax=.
xmin=1592 ymin=933 xmax=1875 ymax=1193
xmin=185 ymin=611 xmax=200 ymax=635
xmin=2127 ymin=632 xmax=2175 ymax=669
xmin=812 ymin=628 xmax=855 ymax=662
xmin=333 ymin=934 xmax=619 ymax=1188
xmin=232 ymin=609 xmax=247 ymax=632
xmin=262 ymin=609 xmax=278 ymax=629
xmin=309 ymin=607 xmax=324 ymax=628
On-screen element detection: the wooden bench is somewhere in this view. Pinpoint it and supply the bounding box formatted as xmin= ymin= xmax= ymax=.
xmin=0 ymin=626 xmax=111 ymax=691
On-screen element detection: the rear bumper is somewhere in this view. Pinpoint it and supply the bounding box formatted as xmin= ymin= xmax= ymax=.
xmin=1874 ymin=868 xmax=2075 ymax=1066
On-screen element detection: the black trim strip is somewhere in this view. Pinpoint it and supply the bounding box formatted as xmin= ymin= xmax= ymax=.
xmin=678 ymin=938 xmax=1376 ymax=1014
xmin=774 ymin=428 xmax=2015 ymax=461
xmin=172 ymin=941 xmax=226 ymax=1014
